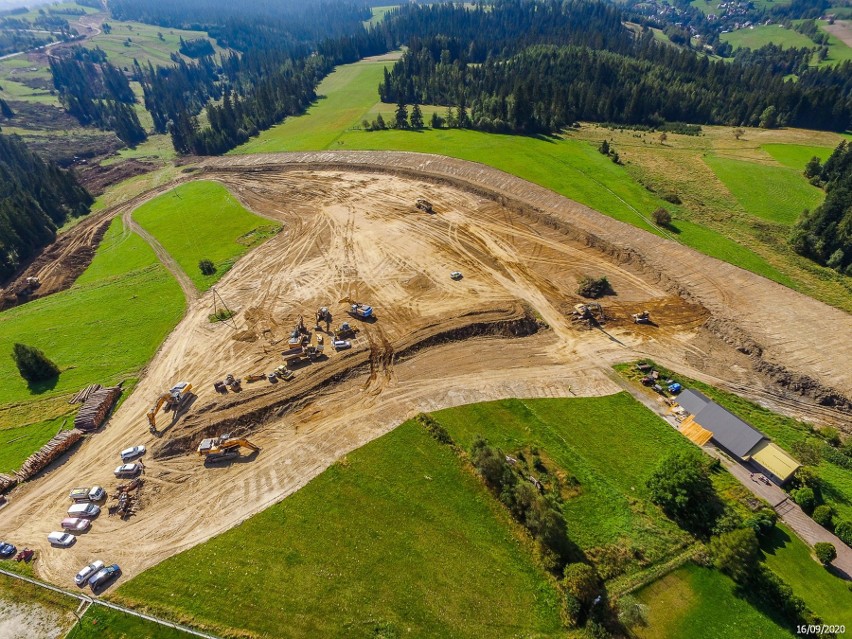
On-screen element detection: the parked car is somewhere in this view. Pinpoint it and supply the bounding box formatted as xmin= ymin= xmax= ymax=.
xmin=114 ymin=463 xmax=141 ymax=478
xmin=67 ymin=502 xmax=100 ymax=518
xmin=47 ymin=532 xmax=75 ymax=547
xmin=69 ymin=486 xmax=106 ymax=502
xmin=119 ymin=445 xmax=146 ymax=462
xmin=89 ymin=563 xmax=121 ymax=589
xmin=0 ymin=542 xmax=16 ymax=558
xmin=74 ymin=560 xmax=104 ymax=586
xmin=61 ymin=517 xmax=91 ymax=532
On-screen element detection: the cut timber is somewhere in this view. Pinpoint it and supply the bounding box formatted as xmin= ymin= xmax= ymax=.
xmin=74 ymin=386 xmax=122 ymax=432
xmin=68 ymin=384 xmax=102 ymax=405
xmin=679 ymin=415 xmax=713 ymax=447
xmin=13 ymin=429 xmax=84 ymax=483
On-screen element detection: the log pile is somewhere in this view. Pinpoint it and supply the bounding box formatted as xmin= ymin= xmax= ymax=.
xmin=68 ymin=384 xmax=102 ymax=405
xmin=14 ymin=429 xmax=84 ymax=483
xmin=74 ymin=386 xmax=122 ymax=431
xmin=0 ymin=474 xmax=17 ymax=492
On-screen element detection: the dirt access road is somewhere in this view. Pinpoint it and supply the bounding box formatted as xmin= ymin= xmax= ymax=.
xmin=0 ymin=151 xmax=849 ymax=590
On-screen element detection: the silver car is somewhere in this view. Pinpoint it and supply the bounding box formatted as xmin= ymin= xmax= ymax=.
xmin=114 ymin=463 xmax=142 ymax=477
xmin=120 ymin=446 xmax=146 ymax=462
xmin=75 ymin=560 xmax=104 ymax=586
xmin=67 ymin=502 xmax=100 ymax=518
xmin=47 ymin=531 xmax=75 ymax=547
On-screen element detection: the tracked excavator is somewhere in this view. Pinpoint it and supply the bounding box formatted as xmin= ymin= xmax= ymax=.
xmin=146 ymin=382 xmax=192 ymax=432
xmin=315 ymin=307 xmax=332 ymax=332
xmin=197 ymin=434 xmax=260 ymax=463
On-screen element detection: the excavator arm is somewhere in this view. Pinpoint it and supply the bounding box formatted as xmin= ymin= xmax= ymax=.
xmin=146 ymin=394 xmax=168 ymax=428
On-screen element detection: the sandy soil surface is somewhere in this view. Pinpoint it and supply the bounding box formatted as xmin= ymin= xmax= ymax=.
xmin=0 ymin=599 xmax=75 ymax=639
xmin=0 ymin=152 xmax=849 ymax=592
xmin=823 ymin=20 xmax=852 ymax=48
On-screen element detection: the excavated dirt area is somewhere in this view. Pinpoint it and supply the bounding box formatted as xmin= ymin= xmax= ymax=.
xmin=1 ymin=153 xmax=850 ymax=590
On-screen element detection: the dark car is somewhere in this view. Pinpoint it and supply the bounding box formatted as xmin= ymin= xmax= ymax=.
xmin=0 ymin=542 xmax=16 ymax=558
xmin=89 ymin=563 xmax=121 ymax=590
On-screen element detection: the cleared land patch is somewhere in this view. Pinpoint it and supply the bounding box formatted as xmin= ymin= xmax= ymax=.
xmin=634 ymin=563 xmax=796 ymax=639
xmin=762 ymin=143 xmax=835 ymax=170
xmin=721 ymin=25 xmax=815 ymax=51
xmin=114 ymin=420 xmax=564 ymax=639
xmin=132 ymin=180 xmax=281 ymax=292
xmin=703 ymin=156 xmax=824 ymax=225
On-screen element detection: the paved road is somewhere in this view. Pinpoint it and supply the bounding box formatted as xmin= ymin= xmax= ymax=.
xmin=610 ymin=374 xmax=852 ymax=579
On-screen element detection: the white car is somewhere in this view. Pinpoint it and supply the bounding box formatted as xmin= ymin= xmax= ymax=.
xmin=61 ymin=517 xmax=91 ymax=532
xmin=47 ymin=532 xmax=75 ymax=547
xmin=114 ymin=463 xmax=142 ymax=478
xmin=67 ymin=503 xmax=100 ymax=518
xmin=75 ymin=560 xmax=104 ymax=586
xmin=120 ymin=445 xmax=146 ymax=462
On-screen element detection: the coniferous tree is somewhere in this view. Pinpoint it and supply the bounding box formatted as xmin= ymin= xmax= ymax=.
xmin=395 ymin=97 xmax=409 ymax=129
xmin=12 ymin=343 xmax=60 ymax=382
xmin=410 ymin=103 xmax=423 ymax=129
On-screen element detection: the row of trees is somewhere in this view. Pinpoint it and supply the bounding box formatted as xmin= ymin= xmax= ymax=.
xmin=379 ymin=39 xmax=852 ymax=135
xmin=793 ymin=141 xmax=852 ymax=273
xmin=0 ymin=133 xmax=92 ymax=281
xmin=49 ymin=46 xmax=146 ymax=146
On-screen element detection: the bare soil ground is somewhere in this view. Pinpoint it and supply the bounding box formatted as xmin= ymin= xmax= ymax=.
xmin=824 ymin=20 xmax=852 ymax=48
xmin=0 ymin=151 xmax=849 ymax=592
xmin=0 ymin=599 xmax=75 ymax=639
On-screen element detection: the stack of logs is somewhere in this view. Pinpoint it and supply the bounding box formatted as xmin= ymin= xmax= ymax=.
xmin=13 ymin=429 xmax=84 ymax=485
xmin=74 ymin=386 xmax=122 ymax=432
xmin=68 ymin=384 xmax=102 ymax=404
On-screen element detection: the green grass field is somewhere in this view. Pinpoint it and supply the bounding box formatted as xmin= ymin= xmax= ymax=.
xmin=431 ymin=395 xmax=694 ymax=576
xmin=0 ymin=218 xmax=183 ymax=466
xmin=132 ymin=181 xmax=280 ymax=292
xmin=721 ymin=25 xmax=815 ymax=51
xmin=115 ymin=419 xmax=564 ymax=638
xmin=762 ymin=143 xmax=835 ymax=170
xmin=634 ymin=563 xmax=796 ymax=639
xmin=704 ymin=156 xmax=824 ymax=224
xmin=70 ymin=607 xmax=195 ymax=639
xmin=761 ymin=524 xmax=852 ymax=623
xmin=817 ymin=21 xmax=852 ymax=65
xmin=365 ymin=5 xmax=397 ymax=26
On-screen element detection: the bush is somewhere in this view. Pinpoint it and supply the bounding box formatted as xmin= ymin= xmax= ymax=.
xmin=662 ymin=192 xmax=682 ymax=205
xmin=814 ymin=542 xmax=836 ymax=565
xmin=563 ymin=562 xmax=602 ymax=607
xmin=11 ymin=343 xmax=60 ymax=383
xmin=561 ymin=592 xmax=582 ymax=628
xmin=710 ymin=527 xmax=760 ymax=584
xmin=819 ymin=426 xmax=841 ymax=447
xmin=415 ymin=414 xmax=454 ymax=446
xmin=651 ymin=208 xmax=672 ymax=226
xmin=199 ymin=258 xmax=216 ymax=275
xmin=812 ymin=504 xmax=834 ymax=529
xmin=577 ymin=275 xmax=612 ymax=299
xmin=616 ymin=595 xmax=647 ymax=628
xmin=791 ymin=486 xmax=816 ymax=513
xmin=647 ymin=450 xmax=721 ymax=536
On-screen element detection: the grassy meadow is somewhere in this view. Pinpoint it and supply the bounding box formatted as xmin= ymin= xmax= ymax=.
xmin=762 ymin=143 xmax=835 ymax=170
xmin=70 ymin=607 xmax=196 ymax=639
xmin=721 ymin=25 xmax=815 ymax=50
xmin=132 ymin=180 xmax=281 ymax=292
xmin=634 ymin=563 xmax=796 ymax=639
xmin=231 ymin=56 xmax=851 ymax=312
xmin=0 ymin=218 xmax=184 ymax=470
xmin=115 ymin=419 xmax=565 ymax=639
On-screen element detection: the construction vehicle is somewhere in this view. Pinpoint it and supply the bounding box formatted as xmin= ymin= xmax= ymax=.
xmin=197 ymin=434 xmax=260 ymax=463
xmin=213 ymin=380 xmax=227 ymax=393
xmin=450 ymin=271 xmax=463 ymax=281
xmin=632 ymin=310 xmax=651 ymax=324
xmin=339 ymin=297 xmax=373 ymax=320
xmin=334 ymin=321 xmax=358 ymax=340
xmin=415 ymin=198 xmax=434 ymax=213
xmin=224 ymin=374 xmax=241 ymax=391
xmin=245 ymin=374 xmax=266 ymax=383
xmin=274 ymin=365 xmax=294 ymax=380
xmin=282 ymin=345 xmax=305 ymax=362
xmin=146 ymin=382 xmax=192 ymax=431
xmin=572 ymin=303 xmax=605 ymax=325
xmin=315 ymin=307 xmax=332 ymax=332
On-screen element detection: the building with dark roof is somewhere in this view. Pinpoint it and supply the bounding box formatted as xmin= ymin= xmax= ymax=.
xmin=676 ymin=389 xmax=800 ymax=485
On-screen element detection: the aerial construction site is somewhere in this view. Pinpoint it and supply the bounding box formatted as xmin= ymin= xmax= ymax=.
xmin=2 ymin=151 xmax=851 ymax=588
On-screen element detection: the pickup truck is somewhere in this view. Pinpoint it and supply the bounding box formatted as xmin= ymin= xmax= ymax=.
xmin=69 ymin=486 xmax=106 ymax=502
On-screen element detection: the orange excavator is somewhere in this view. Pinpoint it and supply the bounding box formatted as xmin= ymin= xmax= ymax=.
xmin=146 ymin=381 xmax=193 ymax=432
xmin=197 ymin=434 xmax=260 ymax=463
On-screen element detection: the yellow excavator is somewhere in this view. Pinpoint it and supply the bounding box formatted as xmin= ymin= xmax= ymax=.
xmin=146 ymin=381 xmax=193 ymax=432
xmin=197 ymin=434 xmax=260 ymax=463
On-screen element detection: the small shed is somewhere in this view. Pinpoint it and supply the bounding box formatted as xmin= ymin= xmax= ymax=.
xmin=747 ymin=440 xmax=801 ymax=485
xmin=74 ymin=386 xmax=122 ymax=431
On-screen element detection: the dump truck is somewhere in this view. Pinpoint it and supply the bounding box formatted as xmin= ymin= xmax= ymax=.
xmin=197 ymin=434 xmax=260 ymax=463
xmin=146 ymin=381 xmax=192 ymax=431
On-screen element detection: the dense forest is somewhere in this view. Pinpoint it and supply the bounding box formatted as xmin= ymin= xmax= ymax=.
xmin=49 ymin=46 xmax=146 ymax=146
xmin=792 ymin=143 xmax=852 ymax=274
xmin=0 ymin=134 xmax=92 ymax=281
xmin=377 ymin=2 xmax=852 ymax=133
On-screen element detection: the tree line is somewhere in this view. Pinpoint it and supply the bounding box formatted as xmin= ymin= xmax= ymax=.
xmin=793 ymin=142 xmax=852 ymax=274
xmin=0 ymin=133 xmax=91 ymax=281
xmin=49 ymin=46 xmax=146 ymax=146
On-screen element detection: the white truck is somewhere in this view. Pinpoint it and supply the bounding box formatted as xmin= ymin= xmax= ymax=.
xmin=69 ymin=486 xmax=106 ymax=502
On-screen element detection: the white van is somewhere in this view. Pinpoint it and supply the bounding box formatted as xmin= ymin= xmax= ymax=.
xmin=67 ymin=502 xmax=100 ymax=518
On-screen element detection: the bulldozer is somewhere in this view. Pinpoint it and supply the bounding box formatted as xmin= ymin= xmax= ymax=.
xmin=632 ymin=310 xmax=651 ymax=324
xmin=572 ymin=303 xmax=605 ymax=326
xmin=315 ymin=307 xmax=332 ymax=332
xmin=197 ymin=434 xmax=260 ymax=463
xmin=339 ymin=297 xmax=373 ymax=320
xmin=146 ymin=382 xmax=192 ymax=432
xmin=334 ymin=321 xmax=358 ymax=340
